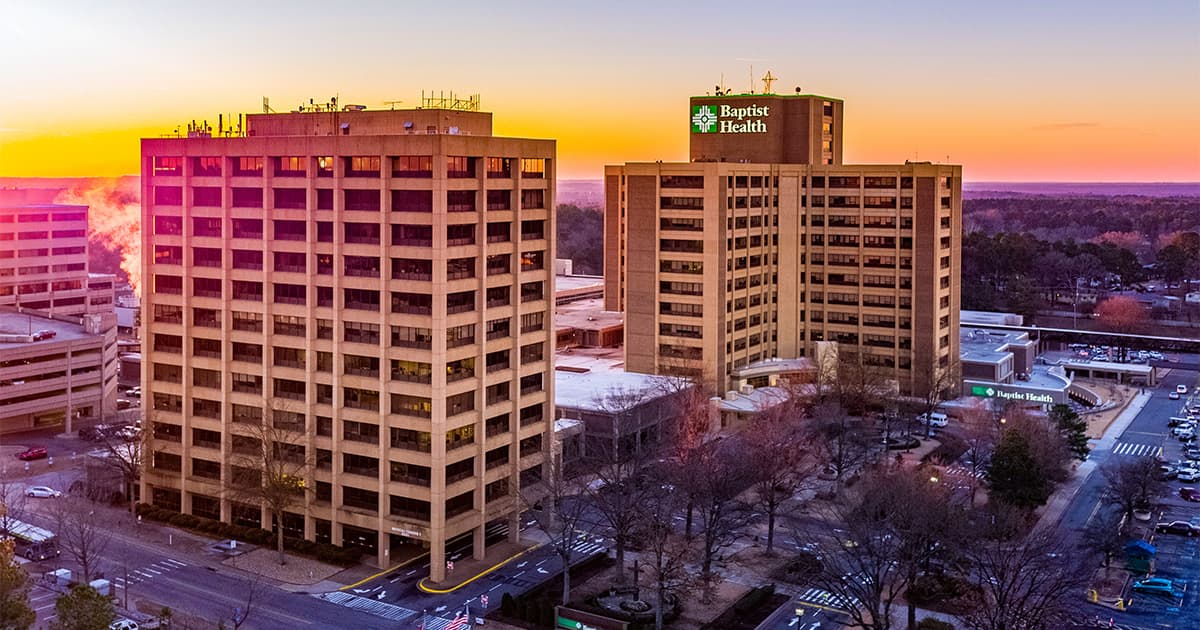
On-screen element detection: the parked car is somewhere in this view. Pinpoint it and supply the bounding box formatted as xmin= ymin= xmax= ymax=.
xmin=1161 ymin=466 xmax=1180 ymax=480
xmin=25 ymin=486 xmax=61 ymax=498
xmin=1170 ymin=417 xmax=1190 ymax=427
xmin=110 ymin=619 xmax=140 ymax=630
xmin=116 ymin=398 xmax=137 ymax=410
xmin=1155 ymin=520 xmax=1200 ymax=536
xmin=1177 ymin=468 xmax=1200 ymax=482
xmin=1186 ymin=447 xmax=1200 ymax=460
xmin=917 ymin=411 xmax=949 ymax=428
xmin=30 ymin=329 xmax=56 ymax=341
xmin=1170 ymin=392 xmax=1181 ymax=400
xmin=1172 ymin=424 xmax=1195 ymax=437
xmin=16 ymin=447 xmax=47 ymax=461
xmin=126 ymin=386 xmax=141 ymax=398
xmin=1180 ymin=488 xmax=1200 ymax=502
xmin=1132 ymin=577 xmax=1183 ymax=598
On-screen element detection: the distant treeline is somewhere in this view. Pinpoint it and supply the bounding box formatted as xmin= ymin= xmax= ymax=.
xmin=556 ymin=204 xmax=604 ymax=275
xmin=964 ymin=195 xmax=1200 ymax=243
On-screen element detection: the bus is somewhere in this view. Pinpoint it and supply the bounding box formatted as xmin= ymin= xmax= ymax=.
xmin=2 ymin=519 xmax=59 ymax=561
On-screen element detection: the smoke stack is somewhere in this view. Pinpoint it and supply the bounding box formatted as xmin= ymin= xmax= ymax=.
xmin=218 ymin=114 xmax=223 ymax=135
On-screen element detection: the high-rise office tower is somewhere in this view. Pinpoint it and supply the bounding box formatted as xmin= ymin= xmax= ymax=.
xmin=605 ymin=92 xmax=960 ymax=396
xmin=140 ymin=99 xmax=555 ymax=578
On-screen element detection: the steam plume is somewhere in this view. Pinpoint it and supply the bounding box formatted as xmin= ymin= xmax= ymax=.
xmin=54 ymin=177 xmax=142 ymax=294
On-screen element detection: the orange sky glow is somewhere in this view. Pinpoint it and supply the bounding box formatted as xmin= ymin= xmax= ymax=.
xmin=1 ymin=1 xmax=1197 ymax=182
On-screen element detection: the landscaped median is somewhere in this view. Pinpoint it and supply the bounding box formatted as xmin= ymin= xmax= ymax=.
xmin=1086 ymin=567 xmax=1131 ymax=610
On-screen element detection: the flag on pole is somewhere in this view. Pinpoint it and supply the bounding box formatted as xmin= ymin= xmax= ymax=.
xmin=448 ymin=604 xmax=470 ymax=628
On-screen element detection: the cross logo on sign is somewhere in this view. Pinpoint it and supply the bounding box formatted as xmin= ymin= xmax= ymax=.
xmin=447 ymin=561 xmax=454 ymax=572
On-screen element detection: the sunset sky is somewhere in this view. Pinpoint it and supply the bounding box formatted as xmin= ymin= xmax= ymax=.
xmin=1 ymin=0 xmax=1197 ymax=181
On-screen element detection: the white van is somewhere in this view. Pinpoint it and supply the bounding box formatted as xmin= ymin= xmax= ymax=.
xmin=918 ymin=411 xmax=949 ymax=428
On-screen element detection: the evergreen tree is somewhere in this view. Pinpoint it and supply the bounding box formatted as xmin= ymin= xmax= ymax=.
xmin=0 ymin=540 xmax=34 ymax=630
xmin=1050 ymin=404 xmax=1089 ymax=461
xmin=986 ymin=430 xmax=1051 ymax=509
xmin=51 ymin=585 xmax=114 ymax=630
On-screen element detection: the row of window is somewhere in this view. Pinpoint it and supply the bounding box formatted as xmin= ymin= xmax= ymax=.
xmin=152 ymin=342 xmax=543 ymax=388
xmin=152 ymin=277 xmax=546 ymax=310
xmin=155 ymin=248 xmax=544 ymax=277
xmin=661 ymin=175 xmax=954 ymax=190
xmin=154 ymin=156 xmax=548 ymax=179
xmin=152 ymin=217 xmax=545 ymax=244
xmin=153 ymin=186 xmax=545 ymax=212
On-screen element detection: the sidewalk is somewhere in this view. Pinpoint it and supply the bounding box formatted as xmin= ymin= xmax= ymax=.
xmin=1036 ymin=390 xmax=1151 ymax=531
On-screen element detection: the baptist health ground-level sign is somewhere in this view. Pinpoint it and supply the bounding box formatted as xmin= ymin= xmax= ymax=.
xmin=964 ymin=380 xmax=1068 ymax=406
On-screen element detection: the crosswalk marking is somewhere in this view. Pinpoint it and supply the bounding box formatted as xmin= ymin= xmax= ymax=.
xmin=798 ymin=587 xmax=853 ymax=611
xmin=1112 ymin=442 xmax=1162 ymax=457
xmin=315 ymin=591 xmax=418 ymax=622
xmin=945 ymin=465 xmax=986 ymax=479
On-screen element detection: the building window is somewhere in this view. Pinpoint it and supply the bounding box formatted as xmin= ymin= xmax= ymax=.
xmin=344 ymin=156 xmax=380 ymax=177
xmin=393 ymin=156 xmax=433 ymax=178
xmin=487 ymin=157 xmax=512 ymax=178
xmin=344 ymin=189 xmax=381 ymax=212
xmin=447 ymin=156 xmax=475 ymax=178
xmin=392 ymin=190 xmax=433 ymax=213
xmin=520 ymin=158 xmax=546 ymax=178
xmin=232 ymin=156 xmax=264 ymax=176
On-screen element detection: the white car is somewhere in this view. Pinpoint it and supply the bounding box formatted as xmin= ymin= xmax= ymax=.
xmin=25 ymin=486 xmax=61 ymax=498
xmin=110 ymin=620 xmax=140 ymax=630
xmin=1171 ymin=392 xmax=1181 ymax=400
xmin=1177 ymin=469 xmax=1200 ymax=482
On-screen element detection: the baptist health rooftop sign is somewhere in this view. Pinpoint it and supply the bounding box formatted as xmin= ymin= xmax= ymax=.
xmin=692 ymin=103 xmax=769 ymax=134
xmin=964 ymin=381 xmax=1067 ymax=406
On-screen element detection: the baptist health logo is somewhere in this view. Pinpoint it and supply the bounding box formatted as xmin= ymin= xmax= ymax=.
xmin=691 ymin=103 xmax=769 ymax=134
xmin=691 ymin=105 xmax=719 ymax=133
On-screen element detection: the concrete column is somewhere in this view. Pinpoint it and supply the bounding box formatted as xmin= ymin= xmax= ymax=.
xmin=430 ymin=535 xmax=446 ymax=582
xmin=377 ymin=531 xmax=389 ymax=569
xmin=473 ymin=524 xmax=485 ymax=561
xmin=508 ymin=511 xmax=520 ymax=544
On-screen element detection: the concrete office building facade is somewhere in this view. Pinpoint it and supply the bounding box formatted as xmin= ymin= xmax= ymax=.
xmin=605 ymin=93 xmax=960 ymax=395
xmin=140 ymin=104 xmax=555 ymax=577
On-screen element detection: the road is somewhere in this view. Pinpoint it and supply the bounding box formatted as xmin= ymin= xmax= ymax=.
xmin=1053 ymin=368 xmax=1200 ymax=630
xmin=325 ymin=517 xmax=607 ymax=628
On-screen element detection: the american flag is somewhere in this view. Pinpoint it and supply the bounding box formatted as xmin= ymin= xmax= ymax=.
xmin=445 ymin=609 xmax=469 ymax=630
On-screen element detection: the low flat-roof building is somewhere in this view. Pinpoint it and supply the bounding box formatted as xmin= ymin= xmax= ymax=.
xmin=554 ymin=347 xmax=697 ymax=463
xmin=0 ymin=308 xmax=118 ymax=433
xmin=555 ymin=296 xmax=623 ymax=349
xmin=959 ymin=326 xmax=1071 ymax=407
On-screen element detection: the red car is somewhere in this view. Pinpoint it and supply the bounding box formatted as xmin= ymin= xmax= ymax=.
xmin=1181 ymin=487 xmax=1200 ymax=502
xmin=16 ymin=447 xmax=47 ymax=461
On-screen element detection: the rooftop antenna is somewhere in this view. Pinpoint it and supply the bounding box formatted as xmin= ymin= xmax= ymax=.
xmin=761 ymin=70 xmax=777 ymax=94
xmin=262 ymin=97 xmax=275 ymax=114
xmin=749 ymin=64 xmax=754 ymax=94
xmin=383 ymin=100 xmax=403 ymax=110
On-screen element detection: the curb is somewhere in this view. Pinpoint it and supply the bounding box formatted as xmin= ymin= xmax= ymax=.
xmin=417 ymin=544 xmax=543 ymax=594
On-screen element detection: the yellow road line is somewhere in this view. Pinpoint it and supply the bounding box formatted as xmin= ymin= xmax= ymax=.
xmin=417 ymin=544 xmax=543 ymax=594
xmin=339 ymin=552 xmax=430 ymax=591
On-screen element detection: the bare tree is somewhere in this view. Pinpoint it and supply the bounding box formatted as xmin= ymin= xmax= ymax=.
xmin=808 ymin=505 xmax=909 ymax=630
xmin=48 ymin=498 xmax=113 ymax=583
xmin=856 ymin=468 xmax=963 ymax=630
xmin=960 ymin=533 xmax=1087 ymax=630
xmin=0 ymin=478 xmax=29 ymax=535
xmin=586 ymin=387 xmax=661 ymax=584
xmin=224 ymin=559 xmax=265 ymax=630
xmin=914 ymin=359 xmax=961 ymax=438
xmin=1100 ymin=456 xmax=1167 ymax=528
xmin=662 ymin=380 xmax=715 ymax=537
xmin=742 ymin=406 xmax=816 ymax=554
xmin=636 ymin=484 xmax=695 ymax=630
xmin=809 ymin=401 xmax=872 ymax=484
xmin=93 ymin=419 xmax=147 ymax=514
xmin=689 ymin=439 xmax=754 ymax=596
xmin=226 ymin=399 xmax=313 ymax=565
xmin=1094 ymin=296 xmax=1148 ymax=362
xmin=960 ymin=409 xmax=997 ymax=507
xmin=1080 ymin=508 xmax=1125 ymax=569
xmin=519 ymin=451 xmax=595 ymax=606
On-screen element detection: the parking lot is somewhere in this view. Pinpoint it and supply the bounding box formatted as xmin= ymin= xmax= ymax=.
xmin=1126 ymin=385 xmax=1200 ymax=624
